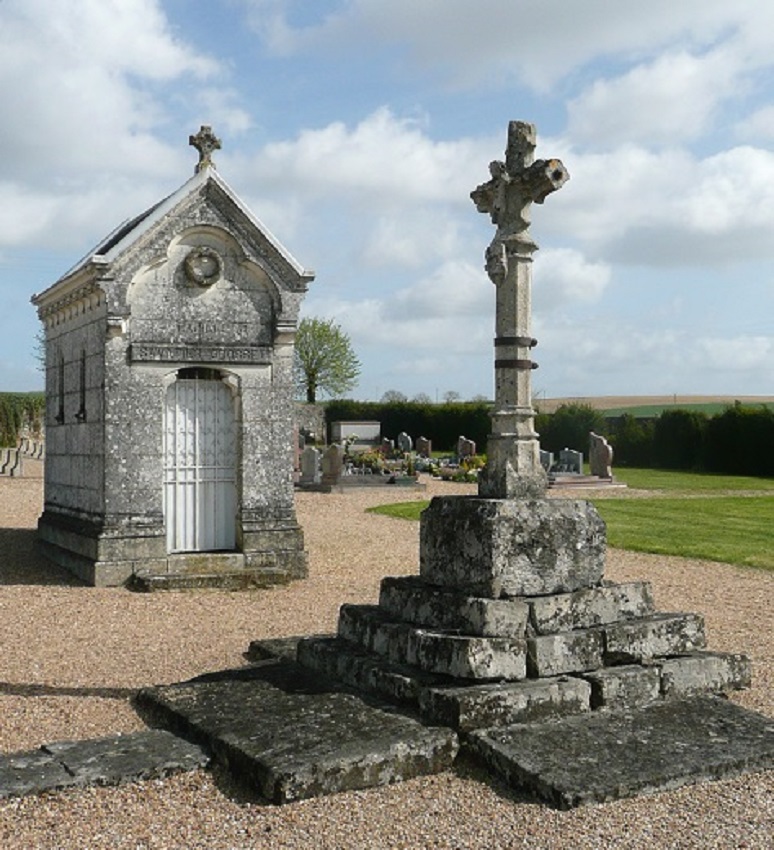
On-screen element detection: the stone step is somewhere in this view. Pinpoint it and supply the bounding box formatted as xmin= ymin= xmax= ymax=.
xmin=467 ymin=695 xmax=774 ymax=809
xmin=581 ymin=651 xmax=751 ymax=710
xmin=420 ymin=676 xmax=592 ymax=732
xmin=135 ymin=660 xmax=458 ymax=804
xmin=526 ymin=612 xmax=707 ymax=678
xmin=129 ymin=569 xmax=292 ymax=592
xmin=0 ymin=731 xmax=208 ymax=799
xmin=603 ymin=612 xmax=706 ymax=663
xmin=296 ymin=635 xmax=450 ymax=706
xmin=338 ymin=604 xmax=528 ymax=680
xmin=379 ymin=575 xmax=529 ymax=637
xmin=528 ymin=581 xmax=655 ymax=635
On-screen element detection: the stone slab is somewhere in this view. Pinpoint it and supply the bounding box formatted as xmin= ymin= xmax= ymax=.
xmin=407 ymin=630 xmax=527 ymax=680
xmin=136 ymin=660 xmax=458 ymax=804
xmin=660 ymin=651 xmax=751 ymax=698
xmin=338 ymin=604 xmax=527 ymax=680
xmin=527 ymin=629 xmax=604 ymax=677
xmin=379 ymin=575 xmax=530 ymax=637
xmin=0 ymin=731 xmax=209 ymax=799
xmin=528 ymin=581 xmax=654 ymax=635
xmin=583 ymin=664 xmax=662 ymax=710
xmin=420 ymin=676 xmax=591 ymax=732
xmin=246 ymin=634 xmax=333 ymax=663
xmin=467 ymin=696 xmax=774 ymax=809
xmin=296 ymin=635 xmax=450 ymax=706
xmin=604 ymin=613 xmax=706 ymax=663
xmin=419 ymin=497 xmax=606 ymax=597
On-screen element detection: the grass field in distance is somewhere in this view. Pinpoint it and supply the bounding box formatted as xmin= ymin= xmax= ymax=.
xmin=368 ymin=467 xmax=774 ymax=572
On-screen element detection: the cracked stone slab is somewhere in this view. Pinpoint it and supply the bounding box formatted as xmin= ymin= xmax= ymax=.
xmin=467 ymin=696 xmax=774 ymax=809
xmin=136 ymin=660 xmax=458 ymax=804
xmin=0 ymin=731 xmax=209 ymax=799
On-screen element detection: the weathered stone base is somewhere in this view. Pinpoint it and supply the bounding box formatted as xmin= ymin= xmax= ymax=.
xmin=136 ymin=661 xmax=458 ymax=804
xmin=37 ymin=509 xmax=308 ymax=588
xmin=420 ymin=497 xmax=606 ymax=596
xmin=467 ymin=696 xmax=774 ymax=808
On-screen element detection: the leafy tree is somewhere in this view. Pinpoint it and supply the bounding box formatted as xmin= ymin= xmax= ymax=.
xmin=294 ymin=317 xmax=361 ymax=404
xmin=538 ymin=403 xmax=606 ymax=455
xmin=381 ymin=389 xmax=408 ymax=403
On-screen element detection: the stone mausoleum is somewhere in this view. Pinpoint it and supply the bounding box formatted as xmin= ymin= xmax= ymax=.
xmin=32 ymin=127 xmax=313 ymax=588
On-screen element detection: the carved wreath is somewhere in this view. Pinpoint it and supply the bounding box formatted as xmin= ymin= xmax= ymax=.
xmin=184 ymin=246 xmax=222 ymax=286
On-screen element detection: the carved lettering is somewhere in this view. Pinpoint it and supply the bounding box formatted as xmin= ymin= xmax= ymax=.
xmin=131 ymin=343 xmax=271 ymax=364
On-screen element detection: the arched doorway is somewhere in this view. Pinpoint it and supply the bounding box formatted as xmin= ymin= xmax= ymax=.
xmin=164 ymin=368 xmax=237 ymax=553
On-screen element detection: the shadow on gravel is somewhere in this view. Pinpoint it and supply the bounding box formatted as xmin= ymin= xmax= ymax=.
xmin=0 ymin=681 xmax=137 ymax=699
xmin=0 ymin=528 xmax=85 ymax=587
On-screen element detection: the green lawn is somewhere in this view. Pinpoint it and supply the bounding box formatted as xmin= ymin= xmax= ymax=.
xmin=610 ymin=467 xmax=774 ymax=493
xmin=594 ymin=497 xmax=774 ymax=569
xmin=368 ymin=468 xmax=774 ymax=571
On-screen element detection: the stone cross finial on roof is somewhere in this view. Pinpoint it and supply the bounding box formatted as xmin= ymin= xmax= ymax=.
xmin=189 ymin=125 xmax=221 ymax=173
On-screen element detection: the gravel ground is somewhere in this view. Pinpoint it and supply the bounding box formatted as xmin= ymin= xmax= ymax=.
xmin=0 ymin=463 xmax=772 ymax=849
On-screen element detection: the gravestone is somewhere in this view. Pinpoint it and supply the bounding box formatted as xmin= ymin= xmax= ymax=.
xmin=539 ymin=449 xmax=553 ymax=472
xmin=457 ymin=436 xmax=476 ymax=459
xmin=557 ymin=448 xmax=583 ymax=474
xmin=589 ymin=431 xmax=613 ymax=478
xmin=31 ymin=126 xmax=312 ymax=588
xmin=381 ymin=438 xmax=394 ymax=455
xmin=300 ymin=446 xmax=321 ymax=486
xmin=321 ymin=444 xmax=343 ymax=486
xmin=416 ymin=436 xmax=432 ymax=458
xmin=397 ymin=432 xmax=413 ymax=453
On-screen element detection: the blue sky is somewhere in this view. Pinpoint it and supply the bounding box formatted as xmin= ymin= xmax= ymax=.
xmin=2 ymin=0 xmax=774 ymax=401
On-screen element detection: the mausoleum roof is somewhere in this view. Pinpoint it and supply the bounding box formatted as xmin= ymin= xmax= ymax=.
xmin=32 ymin=158 xmax=314 ymax=307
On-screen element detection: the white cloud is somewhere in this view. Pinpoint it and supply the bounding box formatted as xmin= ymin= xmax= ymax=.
xmin=360 ymin=211 xmax=466 ymax=270
xmin=0 ymin=0 xmax=230 ymax=249
xmin=243 ymin=0 xmax=772 ymax=91
xmin=248 ymin=108 xmax=486 ymax=204
xmin=568 ymin=49 xmax=742 ymax=147
xmin=533 ymin=249 xmax=611 ymax=312
xmin=736 ymin=105 xmax=774 ymax=142
xmin=548 ymin=144 xmax=774 ymax=266
xmin=695 ymin=335 xmax=773 ymax=372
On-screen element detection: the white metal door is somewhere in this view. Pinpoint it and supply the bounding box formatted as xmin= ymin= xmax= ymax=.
xmin=164 ymin=376 xmax=237 ymax=552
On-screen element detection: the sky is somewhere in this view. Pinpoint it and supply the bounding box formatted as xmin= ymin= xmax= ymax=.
xmin=2 ymin=0 xmax=774 ymax=402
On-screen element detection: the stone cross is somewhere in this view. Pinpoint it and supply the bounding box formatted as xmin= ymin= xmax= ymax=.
xmin=189 ymin=125 xmax=222 ymax=173
xmin=471 ymin=121 xmax=569 ymax=499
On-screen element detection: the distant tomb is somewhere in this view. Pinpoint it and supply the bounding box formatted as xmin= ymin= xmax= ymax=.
xmin=330 ymin=421 xmax=381 ymax=451
xmin=31 ymin=126 xmax=313 ymax=588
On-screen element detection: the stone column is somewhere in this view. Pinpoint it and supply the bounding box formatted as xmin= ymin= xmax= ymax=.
xmin=471 ymin=121 xmax=569 ymax=499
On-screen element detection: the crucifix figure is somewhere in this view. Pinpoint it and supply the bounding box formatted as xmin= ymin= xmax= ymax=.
xmin=471 ymin=121 xmax=569 ymax=499
xmin=189 ymin=125 xmax=222 ymax=173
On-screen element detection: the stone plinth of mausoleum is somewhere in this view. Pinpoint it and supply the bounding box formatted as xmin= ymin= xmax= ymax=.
xmin=31 ymin=127 xmax=313 ymax=588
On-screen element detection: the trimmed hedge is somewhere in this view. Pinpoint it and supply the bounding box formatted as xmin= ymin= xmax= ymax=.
xmin=0 ymin=392 xmax=45 ymax=447
xmin=540 ymin=402 xmax=774 ymax=476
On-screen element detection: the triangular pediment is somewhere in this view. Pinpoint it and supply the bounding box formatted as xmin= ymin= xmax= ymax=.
xmin=33 ymin=166 xmax=314 ymax=309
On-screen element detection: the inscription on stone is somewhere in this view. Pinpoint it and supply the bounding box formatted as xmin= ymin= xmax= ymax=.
xmin=131 ymin=343 xmax=271 ymax=364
